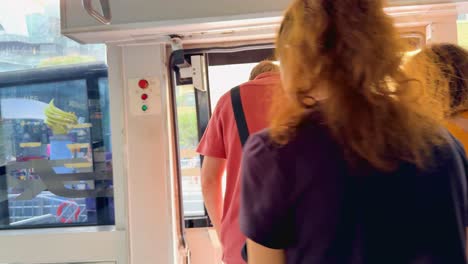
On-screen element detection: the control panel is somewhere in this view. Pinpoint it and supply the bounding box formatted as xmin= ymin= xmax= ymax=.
xmin=128 ymin=77 xmax=161 ymax=115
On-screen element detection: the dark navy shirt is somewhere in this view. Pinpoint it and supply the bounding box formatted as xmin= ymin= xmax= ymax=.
xmin=240 ymin=112 xmax=468 ymax=264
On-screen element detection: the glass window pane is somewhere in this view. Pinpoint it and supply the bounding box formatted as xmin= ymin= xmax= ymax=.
xmin=458 ymin=13 xmax=468 ymax=49
xmin=0 ymin=0 xmax=105 ymax=72
xmin=0 ymin=0 xmax=113 ymax=229
xmin=175 ymin=85 xmax=204 ymax=218
xmin=0 ymin=72 xmax=114 ymax=228
xmin=178 ymin=63 xmax=271 ymax=219
xmin=207 ymin=63 xmax=258 ymax=110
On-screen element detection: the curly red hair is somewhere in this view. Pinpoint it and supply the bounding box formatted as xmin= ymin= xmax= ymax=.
xmin=270 ymin=0 xmax=445 ymax=171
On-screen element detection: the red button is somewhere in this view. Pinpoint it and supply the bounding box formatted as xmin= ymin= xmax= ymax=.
xmin=141 ymin=93 xmax=148 ymax=100
xmin=138 ymin=79 xmax=149 ymax=89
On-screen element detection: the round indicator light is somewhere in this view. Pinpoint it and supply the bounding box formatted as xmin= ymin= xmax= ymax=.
xmin=142 ymin=105 xmax=148 ymax=112
xmin=141 ymin=93 xmax=148 ymax=100
xmin=138 ymin=79 xmax=149 ymax=89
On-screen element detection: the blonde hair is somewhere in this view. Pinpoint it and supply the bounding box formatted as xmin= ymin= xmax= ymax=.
xmin=270 ymin=0 xmax=444 ymax=171
xmin=407 ymin=44 xmax=468 ymax=117
xmin=249 ymin=60 xmax=279 ymax=80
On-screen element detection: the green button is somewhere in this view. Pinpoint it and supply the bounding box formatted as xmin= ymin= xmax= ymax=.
xmin=142 ymin=105 xmax=148 ymax=111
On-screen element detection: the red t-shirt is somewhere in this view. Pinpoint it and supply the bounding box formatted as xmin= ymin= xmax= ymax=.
xmin=197 ymin=72 xmax=279 ymax=264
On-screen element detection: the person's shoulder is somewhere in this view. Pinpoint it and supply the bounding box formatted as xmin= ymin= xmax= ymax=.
xmin=440 ymin=130 xmax=468 ymax=165
xmin=244 ymin=129 xmax=272 ymax=152
xmin=212 ymin=89 xmax=235 ymax=116
xmin=245 ymin=111 xmax=331 ymax=151
xmin=217 ymin=90 xmax=232 ymax=106
xmin=243 ymin=129 xmax=276 ymax=161
xmin=410 ymin=129 xmax=467 ymax=177
xmin=244 ymin=128 xmax=303 ymax=162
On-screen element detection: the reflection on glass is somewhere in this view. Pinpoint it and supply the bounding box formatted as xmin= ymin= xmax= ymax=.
xmin=175 ymin=85 xmax=204 ymax=217
xmin=0 ymin=0 xmax=112 ymax=229
xmin=0 ymin=0 xmax=106 ymax=73
xmin=0 ymin=65 xmax=114 ymax=228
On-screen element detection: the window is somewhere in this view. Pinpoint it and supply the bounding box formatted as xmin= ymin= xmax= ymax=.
xmin=208 ymin=63 xmax=260 ymax=109
xmin=206 ymin=48 xmax=275 ymax=109
xmin=174 ymin=48 xmax=275 ymax=226
xmin=175 ymin=63 xmax=269 ymax=220
xmin=175 ymin=85 xmax=204 ymax=218
xmin=458 ymin=13 xmax=468 ymax=49
xmin=0 ymin=0 xmax=113 ymax=229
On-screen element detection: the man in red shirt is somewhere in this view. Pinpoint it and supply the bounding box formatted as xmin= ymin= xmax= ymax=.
xmin=197 ymin=61 xmax=280 ymax=264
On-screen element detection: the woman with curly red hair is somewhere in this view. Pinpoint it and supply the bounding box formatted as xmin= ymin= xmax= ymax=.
xmin=239 ymin=0 xmax=468 ymax=263
xmin=408 ymin=44 xmax=468 ymax=151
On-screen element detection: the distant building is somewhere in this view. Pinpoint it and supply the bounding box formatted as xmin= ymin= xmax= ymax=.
xmin=0 ymin=10 xmax=105 ymax=73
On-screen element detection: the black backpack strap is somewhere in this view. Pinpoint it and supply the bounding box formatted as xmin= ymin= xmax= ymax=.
xmin=231 ymin=86 xmax=250 ymax=261
xmin=241 ymin=244 xmax=248 ymax=262
xmin=230 ymin=86 xmax=250 ymax=147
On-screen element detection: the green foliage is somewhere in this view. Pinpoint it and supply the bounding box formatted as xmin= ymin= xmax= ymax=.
xmin=176 ymin=90 xmax=198 ymax=149
xmin=176 ymin=93 xmax=195 ymax=107
xmin=177 ymin=108 xmax=198 ymax=149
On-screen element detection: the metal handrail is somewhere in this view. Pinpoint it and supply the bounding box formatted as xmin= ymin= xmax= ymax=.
xmin=82 ymin=0 xmax=112 ymax=25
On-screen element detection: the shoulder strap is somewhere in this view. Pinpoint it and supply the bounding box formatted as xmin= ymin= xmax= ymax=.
xmin=230 ymin=86 xmax=250 ymax=147
xmin=231 ymin=86 xmax=250 ymax=261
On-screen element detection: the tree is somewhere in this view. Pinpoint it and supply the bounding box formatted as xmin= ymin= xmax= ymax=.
xmin=177 ymin=107 xmax=198 ymax=149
